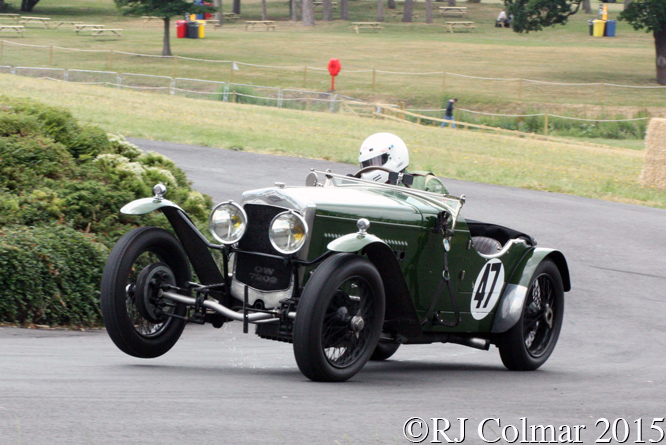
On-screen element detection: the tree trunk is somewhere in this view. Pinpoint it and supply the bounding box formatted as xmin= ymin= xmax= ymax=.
xmin=402 ymin=0 xmax=413 ymax=22
xmin=0 ymin=1 xmax=6 ymax=12
xmin=583 ymin=0 xmax=591 ymax=14
xmin=214 ymin=0 xmax=223 ymax=26
xmin=623 ymin=0 xmax=632 ymax=10
xmin=162 ymin=18 xmax=172 ymax=57
xmin=388 ymin=0 xmax=395 ymax=9
xmin=290 ymin=0 xmax=297 ymax=21
xmin=233 ymin=0 xmax=241 ymax=15
xmin=323 ymin=0 xmax=332 ymax=21
xmin=21 ymin=0 xmax=40 ymax=11
xmin=302 ymin=0 xmax=315 ymax=25
xmin=447 ymin=0 xmax=456 ymax=6
xmin=377 ymin=0 xmax=383 ymax=22
xmin=261 ymin=0 xmax=267 ymax=20
xmin=656 ymin=29 xmax=666 ymax=85
xmin=340 ymin=0 xmax=349 ymax=20
xmin=425 ymin=0 xmax=432 ymax=23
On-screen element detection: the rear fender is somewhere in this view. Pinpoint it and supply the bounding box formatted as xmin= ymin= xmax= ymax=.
xmin=491 ymin=248 xmax=570 ymax=334
xmin=326 ymin=236 xmax=421 ymax=339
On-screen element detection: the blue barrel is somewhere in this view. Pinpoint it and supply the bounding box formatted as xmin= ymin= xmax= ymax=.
xmin=605 ymin=20 xmax=617 ymax=37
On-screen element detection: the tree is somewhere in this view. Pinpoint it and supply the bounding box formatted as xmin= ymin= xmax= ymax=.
xmin=506 ymin=0 xmax=666 ymax=84
xmin=21 ymin=0 xmax=40 ymax=11
xmin=620 ymin=0 xmax=666 ymax=84
xmin=426 ymin=0 xmax=433 ymax=23
xmin=302 ymin=0 xmax=314 ymax=25
xmin=402 ymin=0 xmax=414 ymax=22
xmin=323 ymin=0 xmax=332 ymax=21
xmin=213 ymin=0 xmax=222 ymax=26
xmin=377 ymin=0 xmax=384 ymax=22
xmin=340 ymin=0 xmax=349 ymax=20
xmin=114 ymin=0 xmax=215 ymax=57
xmin=261 ymin=0 xmax=267 ymax=20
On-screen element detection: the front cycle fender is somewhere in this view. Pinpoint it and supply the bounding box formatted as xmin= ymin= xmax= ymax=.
xmin=120 ymin=197 xmax=183 ymax=215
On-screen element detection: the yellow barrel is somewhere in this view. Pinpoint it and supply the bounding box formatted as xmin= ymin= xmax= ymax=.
xmin=190 ymin=14 xmax=196 ymax=21
xmin=593 ymin=19 xmax=606 ymax=37
xmin=601 ymin=4 xmax=608 ymax=20
xmin=196 ymin=20 xmax=206 ymax=38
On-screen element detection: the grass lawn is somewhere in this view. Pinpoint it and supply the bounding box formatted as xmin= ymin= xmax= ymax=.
xmin=2 ymin=73 xmax=663 ymax=209
xmin=0 ymin=0 xmax=664 ymax=113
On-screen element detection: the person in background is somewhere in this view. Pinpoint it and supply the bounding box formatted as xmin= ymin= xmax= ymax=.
xmin=497 ymin=9 xmax=511 ymax=27
xmin=440 ymin=98 xmax=457 ymax=129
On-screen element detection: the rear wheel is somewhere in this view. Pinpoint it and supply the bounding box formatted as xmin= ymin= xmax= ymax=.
xmin=498 ymin=260 xmax=564 ymax=371
xmin=293 ymin=254 xmax=385 ymax=382
xmin=100 ymin=227 xmax=190 ymax=359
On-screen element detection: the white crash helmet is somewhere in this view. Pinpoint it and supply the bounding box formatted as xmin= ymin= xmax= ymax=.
xmin=358 ymin=133 xmax=409 ymax=183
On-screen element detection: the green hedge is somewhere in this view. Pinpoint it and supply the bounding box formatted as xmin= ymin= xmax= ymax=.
xmin=0 ymin=96 xmax=213 ymax=327
xmin=0 ymin=226 xmax=108 ymax=327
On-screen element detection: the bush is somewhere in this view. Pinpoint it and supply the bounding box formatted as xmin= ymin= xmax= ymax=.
xmin=0 ymin=225 xmax=108 ymax=327
xmin=0 ymin=97 xmax=214 ymax=327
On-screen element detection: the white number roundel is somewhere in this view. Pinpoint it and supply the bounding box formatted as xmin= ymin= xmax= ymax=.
xmin=470 ymin=259 xmax=505 ymax=320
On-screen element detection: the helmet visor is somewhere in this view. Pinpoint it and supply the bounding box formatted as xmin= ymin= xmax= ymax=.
xmin=360 ymin=153 xmax=389 ymax=168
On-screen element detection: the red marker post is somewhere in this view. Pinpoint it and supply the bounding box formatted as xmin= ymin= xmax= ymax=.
xmin=328 ymin=58 xmax=341 ymax=91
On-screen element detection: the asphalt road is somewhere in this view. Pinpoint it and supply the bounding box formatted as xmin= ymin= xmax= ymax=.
xmin=1 ymin=138 xmax=665 ymax=445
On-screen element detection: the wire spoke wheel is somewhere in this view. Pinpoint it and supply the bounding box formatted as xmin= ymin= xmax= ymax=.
xmin=101 ymin=227 xmax=190 ymax=359
xmin=293 ymin=254 xmax=385 ymax=382
xmin=321 ymin=279 xmax=376 ymax=368
xmin=498 ymin=259 xmax=564 ymax=371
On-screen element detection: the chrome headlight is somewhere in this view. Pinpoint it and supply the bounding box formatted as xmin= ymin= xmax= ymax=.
xmin=209 ymin=201 xmax=247 ymax=245
xmin=269 ymin=211 xmax=308 ymax=255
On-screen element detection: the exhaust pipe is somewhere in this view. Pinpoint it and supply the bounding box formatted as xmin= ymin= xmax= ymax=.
xmin=162 ymin=291 xmax=277 ymax=323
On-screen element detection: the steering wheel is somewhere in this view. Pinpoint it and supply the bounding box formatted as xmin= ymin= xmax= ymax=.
xmin=352 ymin=166 xmax=394 ymax=179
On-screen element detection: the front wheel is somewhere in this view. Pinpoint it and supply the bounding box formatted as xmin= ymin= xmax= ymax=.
xmin=100 ymin=227 xmax=190 ymax=359
xmin=293 ymin=254 xmax=385 ymax=382
xmin=498 ymin=260 xmax=564 ymax=371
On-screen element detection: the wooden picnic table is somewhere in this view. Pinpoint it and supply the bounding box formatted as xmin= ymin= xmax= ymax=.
xmin=74 ymin=24 xmax=105 ymax=34
xmin=52 ymin=21 xmax=84 ymax=29
xmin=0 ymin=13 xmax=20 ymax=24
xmin=245 ymin=20 xmax=276 ymax=31
xmin=142 ymin=16 xmax=161 ymax=26
xmin=0 ymin=25 xmax=24 ymax=37
xmin=20 ymin=16 xmax=51 ymax=28
xmin=438 ymin=6 xmax=467 ymax=16
xmin=351 ymin=22 xmax=384 ymax=33
xmin=391 ymin=10 xmax=419 ymax=18
xmin=445 ymin=21 xmax=475 ymax=33
xmin=91 ymin=28 xmax=123 ymax=38
xmin=313 ymin=1 xmax=338 ymax=9
xmin=222 ymin=13 xmax=240 ymax=21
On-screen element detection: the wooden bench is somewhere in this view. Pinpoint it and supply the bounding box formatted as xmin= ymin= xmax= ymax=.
xmin=75 ymin=24 xmax=105 ymax=34
xmin=313 ymin=2 xmax=338 ymax=10
xmin=351 ymin=22 xmax=384 ymax=33
xmin=445 ymin=21 xmax=475 ymax=33
xmin=438 ymin=6 xmax=467 ymax=17
xmin=204 ymin=19 xmax=221 ymax=27
xmin=245 ymin=20 xmax=276 ymax=31
xmin=391 ymin=10 xmax=419 ymax=18
xmin=20 ymin=16 xmax=51 ymax=28
xmin=91 ymin=28 xmax=123 ymax=38
xmin=222 ymin=13 xmax=240 ymax=21
xmin=0 ymin=25 xmax=24 ymax=36
xmin=52 ymin=21 xmax=84 ymax=29
xmin=0 ymin=13 xmax=20 ymax=24
xmin=142 ymin=16 xmax=161 ymax=26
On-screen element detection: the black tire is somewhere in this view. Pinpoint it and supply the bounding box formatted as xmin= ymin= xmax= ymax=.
xmin=100 ymin=227 xmax=190 ymax=359
xmin=498 ymin=260 xmax=564 ymax=371
xmin=370 ymin=340 xmax=400 ymax=361
xmin=293 ymin=254 xmax=385 ymax=382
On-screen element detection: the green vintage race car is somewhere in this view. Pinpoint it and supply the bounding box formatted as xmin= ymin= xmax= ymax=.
xmin=100 ymin=168 xmax=570 ymax=382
